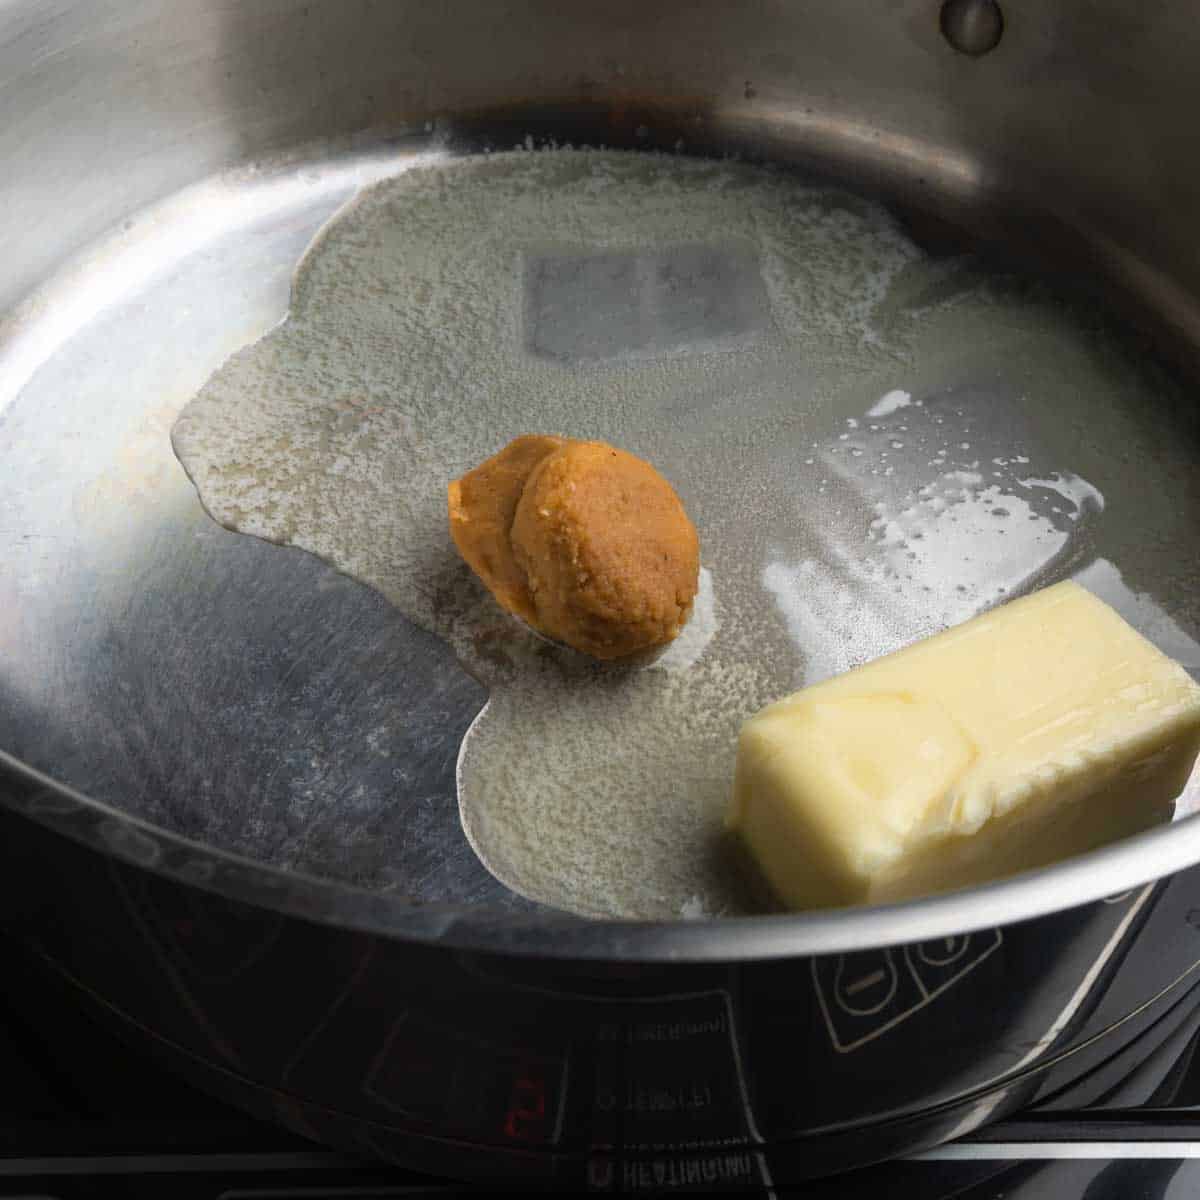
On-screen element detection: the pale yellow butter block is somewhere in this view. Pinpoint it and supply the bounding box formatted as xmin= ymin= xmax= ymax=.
xmin=728 ymin=581 xmax=1200 ymax=910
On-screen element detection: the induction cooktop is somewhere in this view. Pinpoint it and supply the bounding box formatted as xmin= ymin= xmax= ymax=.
xmin=4 ymin=934 xmax=1200 ymax=1198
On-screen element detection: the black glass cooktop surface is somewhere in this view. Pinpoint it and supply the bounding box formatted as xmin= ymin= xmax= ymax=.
xmin=4 ymin=932 xmax=1200 ymax=1199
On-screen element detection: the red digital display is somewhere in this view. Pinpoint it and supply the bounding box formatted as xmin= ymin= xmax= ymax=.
xmin=504 ymin=1062 xmax=550 ymax=1142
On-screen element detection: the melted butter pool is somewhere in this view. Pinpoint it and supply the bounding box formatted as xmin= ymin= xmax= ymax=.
xmin=172 ymin=149 xmax=1200 ymax=919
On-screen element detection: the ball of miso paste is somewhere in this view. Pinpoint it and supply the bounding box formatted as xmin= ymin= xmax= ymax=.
xmin=448 ymin=436 xmax=699 ymax=660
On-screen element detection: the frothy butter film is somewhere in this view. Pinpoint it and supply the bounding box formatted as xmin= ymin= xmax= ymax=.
xmin=171 ymin=149 xmax=1200 ymax=920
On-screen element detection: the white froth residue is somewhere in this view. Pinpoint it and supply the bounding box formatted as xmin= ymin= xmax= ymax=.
xmin=868 ymin=389 xmax=913 ymax=417
xmin=1019 ymin=472 xmax=1106 ymax=518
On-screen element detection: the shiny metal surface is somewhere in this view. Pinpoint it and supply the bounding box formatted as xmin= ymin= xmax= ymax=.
xmin=3 ymin=0 xmax=1200 ymax=967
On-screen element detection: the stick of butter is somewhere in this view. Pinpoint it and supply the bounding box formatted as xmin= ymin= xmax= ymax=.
xmin=728 ymin=581 xmax=1200 ymax=909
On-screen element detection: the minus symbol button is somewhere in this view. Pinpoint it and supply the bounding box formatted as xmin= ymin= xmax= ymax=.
xmin=833 ymin=952 xmax=899 ymax=1017
xmin=846 ymin=970 xmax=886 ymax=996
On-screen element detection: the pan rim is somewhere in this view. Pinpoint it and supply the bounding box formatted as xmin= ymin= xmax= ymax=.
xmin=5 ymin=743 xmax=1196 ymax=963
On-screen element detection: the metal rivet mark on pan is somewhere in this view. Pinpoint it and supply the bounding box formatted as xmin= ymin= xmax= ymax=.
xmin=940 ymin=0 xmax=1004 ymax=57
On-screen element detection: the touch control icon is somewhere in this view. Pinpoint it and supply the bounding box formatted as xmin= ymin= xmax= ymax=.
xmin=832 ymin=952 xmax=899 ymax=1016
xmin=916 ymin=935 xmax=971 ymax=968
xmin=814 ymin=930 xmax=1004 ymax=1053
